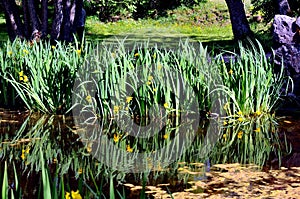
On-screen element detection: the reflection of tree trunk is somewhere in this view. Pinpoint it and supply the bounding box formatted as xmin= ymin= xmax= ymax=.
xmin=41 ymin=0 xmax=48 ymax=38
xmin=225 ymin=0 xmax=253 ymax=40
xmin=2 ymin=0 xmax=24 ymax=40
xmin=277 ymin=0 xmax=291 ymax=15
xmin=51 ymin=0 xmax=64 ymax=41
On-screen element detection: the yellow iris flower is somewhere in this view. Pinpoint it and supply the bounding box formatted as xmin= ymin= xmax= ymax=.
xmin=65 ymin=190 xmax=82 ymax=199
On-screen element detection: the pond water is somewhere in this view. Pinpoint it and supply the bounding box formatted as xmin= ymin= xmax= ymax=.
xmin=0 ymin=108 xmax=299 ymax=198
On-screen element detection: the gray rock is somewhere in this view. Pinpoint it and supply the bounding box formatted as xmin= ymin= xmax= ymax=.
xmin=273 ymin=15 xmax=300 ymax=109
xmin=295 ymin=17 xmax=300 ymax=27
xmin=273 ymin=15 xmax=298 ymax=44
xmin=274 ymin=44 xmax=300 ymax=76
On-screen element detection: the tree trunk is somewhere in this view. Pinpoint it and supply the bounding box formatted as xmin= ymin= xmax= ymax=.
xmin=22 ymin=0 xmax=30 ymax=39
xmin=277 ymin=0 xmax=291 ymax=15
xmin=51 ymin=0 xmax=64 ymax=41
xmin=27 ymin=0 xmax=41 ymax=40
xmin=41 ymin=0 xmax=48 ymax=39
xmin=61 ymin=0 xmax=72 ymax=42
xmin=2 ymin=0 xmax=24 ymax=40
xmin=225 ymin=0 xmax=253 ymax=40
xmin=71 ymin=0 xmax=83 ymax=34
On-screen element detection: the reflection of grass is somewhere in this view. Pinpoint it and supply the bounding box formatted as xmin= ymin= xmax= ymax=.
xmin=0 ymin=108 xmax=291 ymax=197
xmin=212 ymin=115 xmax=291 ymax=167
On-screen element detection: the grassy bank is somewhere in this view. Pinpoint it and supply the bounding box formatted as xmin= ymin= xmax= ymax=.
xmin=0 ymin=0 xmax=272 ymax=49
xmin=85 ymin=0 xmax=233 ymax=42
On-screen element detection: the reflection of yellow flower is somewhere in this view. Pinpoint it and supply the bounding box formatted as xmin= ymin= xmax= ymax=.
xmin=25 ymin=147 xmax=30 ymax=154
xmin=228 ymin=69 xmax=233 ymax=75
xmin=223 ymin=120 xmax=228 ymax=125
xmin=8 ymin=51 xmax=13 ymax=56
xmin=85 ymin=95 xmax=92 ymax=103
xmin=51 ymin=45 xmax=56 ymax=49
xmin=148 ymin=76 xmax=153 ymax=81
xmin=114 ymin=106 xmax=120 ymax=113
xmin=21 ymin=146 xmax=30 ymax=160
xmin=126 ymin=96 xmax=133 ymax=103
xmin=255 ymin=110 xmax=262 ymax=116
xmin=152 ymin=53 xmax=156 ymax=59
xmin=237 ymin=131 xmax=243 ymax=139
xmin=223 ymin=134 xmax=227 ymax=141
xmin=237 ymin=111 xmax=242 ymax=115
xmin=153 ymin=88 xmax=157 ymax=92
xmin=23 ymin=49 xmax=29 ymax=55
xmin=237 ymin=117 xmax=244 ymax=122
xmin=164 ymin=103 xmax=169 ymax=109
xmin=146 ymin=81 xmax=152 ymax=85
xmin=113 ymin=134 xmax=120 ymax=143
xmin=126 ymin=145 xmax=133 ymax=153
xmin=134 ymin=53 xmax=139 ymax=57
xmin=157 ymin=63 xmax=162 ymax=70
xmin=163 ymin=134 xmax=168 ymax=139
xmin=76 ymin=49 xmax=81 ymax=55
xmin=254 ymin=128 xmax=260 ymax=133
xmin=223 ymin=103 xmax=229 ymax=110
xmin=21 ymin=150 xmax=26 ymax=160
xmin=86 ymin=142 xmax=92 ymax=153
xmin=78 ymin=168 xmax=83 ymax=174
xmin=65 ymin=190 xmax=82 ymax=199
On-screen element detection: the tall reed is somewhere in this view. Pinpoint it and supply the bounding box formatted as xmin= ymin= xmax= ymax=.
xmin=1 ymin=39 xmax=85 ymax=113
xmin=216 ymin=40 xmax=290 ymax=118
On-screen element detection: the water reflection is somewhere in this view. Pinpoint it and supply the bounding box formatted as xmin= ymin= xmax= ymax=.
xmin=0 ymin=111 xmax=293 ymax=198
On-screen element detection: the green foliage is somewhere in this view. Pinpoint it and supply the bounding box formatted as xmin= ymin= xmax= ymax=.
xmin=216 ymin=40 xmax=289 ymax=117
xmin=0 ymin=38 xmax=289 ymax=116
xmin=251 ymin=0 xmax=300 ymax=23
xmin=0 ymin=39 xmax=85 ymax=113
xmin=84 ymin=0 xmax=206 ymax=21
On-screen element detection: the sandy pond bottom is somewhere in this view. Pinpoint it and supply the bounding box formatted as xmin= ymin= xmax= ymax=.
xmin=124 ymin=163 xmax=300 ymax=198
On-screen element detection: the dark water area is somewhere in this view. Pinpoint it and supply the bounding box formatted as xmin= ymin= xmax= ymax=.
xmin=274 ymin=112 xmax=300 ymax=168
xmin=1 ymin=108 xmax=300 ymax=169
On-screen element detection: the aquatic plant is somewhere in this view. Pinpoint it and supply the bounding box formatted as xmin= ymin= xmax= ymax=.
xmin=216 ymin=40 xmax=291 ymax=118
xmin=0 ymin=39 xmax=85 ymax=113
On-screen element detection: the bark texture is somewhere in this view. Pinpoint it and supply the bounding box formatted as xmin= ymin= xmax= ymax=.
xmin=225 ymin=0 xmax=253 ymax=40
xmin=1 ymin=0 xmax=84 ymax=42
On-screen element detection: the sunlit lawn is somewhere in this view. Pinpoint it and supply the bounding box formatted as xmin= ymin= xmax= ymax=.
xmin=85 ymin=0 xmax=234 ymax=43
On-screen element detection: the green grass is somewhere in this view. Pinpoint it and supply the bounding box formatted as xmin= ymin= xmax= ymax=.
xmin=85 ymin=1 xmax=234 ymax=43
